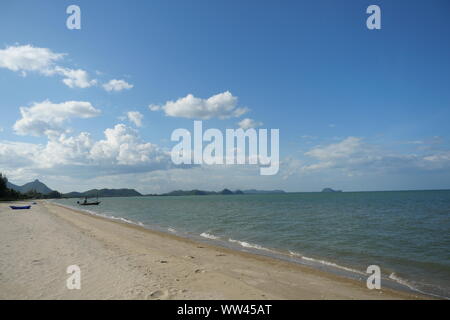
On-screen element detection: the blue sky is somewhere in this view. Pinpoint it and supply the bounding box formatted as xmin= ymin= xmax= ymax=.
xmin=1 ymin=0 xmax=450 ymax=193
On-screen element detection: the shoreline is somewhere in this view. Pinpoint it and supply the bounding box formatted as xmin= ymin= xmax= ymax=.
xmin=0 ymin=200 xmax=430 ymax=299
xmin=51 ymin=200 xmax=442 ymax=299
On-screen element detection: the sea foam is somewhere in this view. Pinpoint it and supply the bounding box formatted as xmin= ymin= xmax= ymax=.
xmin=228 ymin=238 xmax=273 ymax=252
xmin=200 ymin=232 xmax=220 ymax=240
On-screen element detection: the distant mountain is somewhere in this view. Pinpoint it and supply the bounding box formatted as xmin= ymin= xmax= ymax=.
xmin=321 ymin=188 xmax=342 ymax=193
xmin=160 ymin=189 xmax=213 ymax=196
xmin=6 ymin=179 xmax=142 ymax=198
xmin=63 ymin=192 xmax=84 ymax=198
xmin=64 ymin=188 xmax=142 ymax=198
xmin=242 ymin=189 xmax=286 ymax=194
xmin=154 ymin=189 xmax=246 ymax=196
xmin=6 ymin=181 xmax=20 ymax=191
xmin=7 ymin=179 xmax=53 ymax=194
xmin=220 ymin=188 xmax=233 ymax=195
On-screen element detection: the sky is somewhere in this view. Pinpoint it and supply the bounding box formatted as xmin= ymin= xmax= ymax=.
xmin=1 ymin=0 xmax=450 ymax=193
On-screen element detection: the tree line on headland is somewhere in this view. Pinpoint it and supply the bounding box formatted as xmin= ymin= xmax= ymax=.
xmin=0 ymin=173 xmax=62 ymax=200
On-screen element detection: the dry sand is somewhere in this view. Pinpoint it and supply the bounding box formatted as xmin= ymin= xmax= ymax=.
xmin=0 ymin=200 xmax=428 ymax=300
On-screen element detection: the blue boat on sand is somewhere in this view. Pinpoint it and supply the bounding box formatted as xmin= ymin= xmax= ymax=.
xmin=10 ymin=205 xmax=31 ymax=210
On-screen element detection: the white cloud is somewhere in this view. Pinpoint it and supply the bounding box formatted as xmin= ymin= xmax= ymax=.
xmin=422 ymin=151 xmax=450 ymax=168
xmin=0 ymin=44 xmax=97 ymax=88
xmin=0 ymin=141 xmax=43 ymax=169
xmin=53 ymin=67 xmax=97 ymax=88
xmin=102 ymin=79 xmax=133 ymax=92
xmin=407 ymin=136 xmax=444 ymax=152
xmin=89 ymin=124 xmax=167 ymax=166
xmin=126 ymin=111 xmax=143 ymax=127
xmin=150 ymin=91 xmax=249 ymax=119
xmin=238 ymin=118 xmax=263 ymax=129
xmin=0 ymin=44 xmax=63 ymax=74
xmin=148 ymin=104 xmax=161 ymax=111
xmin=39 ymin=124 xmax=169 ymax=168
xmin=305 ymin=137 xmax=363 ymax=161
xmin=38 ymin=132 xmax=94 ymax=168
xmin=0 ymin=124 xmax=172 ymax=183
xmin=301 ymin=137 xmax=386 ymax=173
xmin=13 ymin=100 xmax=101 ymax=136
xmin=299 ymin=136 xmax=450 ymax=175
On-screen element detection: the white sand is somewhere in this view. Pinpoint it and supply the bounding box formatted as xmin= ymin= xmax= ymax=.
xmin=0 ymin=201 xmax=427 ymax=299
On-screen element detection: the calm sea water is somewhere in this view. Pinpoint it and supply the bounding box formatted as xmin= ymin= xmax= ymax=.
xmin=54 ymin=190 xmax=450 ymax=298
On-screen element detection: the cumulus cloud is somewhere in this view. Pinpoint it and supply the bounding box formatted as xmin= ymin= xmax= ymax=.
xmin=149 ymin=91 xmax=249 ymax=119
xmin=238 ymin=118 xmax=263 ymax=129
xmin=40 ymin=125 xmax=169 ymax=169
xmin=300 ymin=137 xmax=450 ymax=174
xmin=0 ymin=44 xmax=96 ymax=88
xmin=37 ymin=132 xmax=94 ymax=168
xmin=0 ymin=44 xmax=63 ymax=74
xmin=13 ymin=100 xmax=101 ymax=136
xmin=102 ymin=79 xmax=133 ymax=92
xmin=0 ymin=124 xmax=172 ymax=182
xmin=52 ymin=67 xmax=97 ymax=88
xmin=0 ymin=141 xmax=43 ymax=169
xmin=90 ymin=124 xmax=165 ymax=165
xmin=126 ymin=111 xmax=143 ymax=127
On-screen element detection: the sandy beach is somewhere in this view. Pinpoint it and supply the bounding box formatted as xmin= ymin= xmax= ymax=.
xmin=0 ymin=200 xmax=427 ymax=300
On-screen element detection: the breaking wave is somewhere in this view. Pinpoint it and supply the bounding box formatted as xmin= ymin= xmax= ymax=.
xmin=200 ymin=232 xmax=220 ymax=240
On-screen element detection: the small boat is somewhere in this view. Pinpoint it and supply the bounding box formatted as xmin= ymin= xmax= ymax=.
xmin=10 ymin=205 xmax=31 ymax=210
xmin=77 ymin=194 xmax=101 ymax=206
xmin=78 ymin=201 xmax=101 ymax=206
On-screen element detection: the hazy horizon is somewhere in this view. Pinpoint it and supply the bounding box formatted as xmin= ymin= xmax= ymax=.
xmin=5 ymin=176 xmax=450 ymax=195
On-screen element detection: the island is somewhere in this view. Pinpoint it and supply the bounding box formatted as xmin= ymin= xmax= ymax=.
xmin=321 ymin=188 xmax=343 ymax=193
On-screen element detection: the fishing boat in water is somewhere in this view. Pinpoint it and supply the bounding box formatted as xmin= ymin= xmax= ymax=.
xmin=78 ymin=201 xmax=101 ymax=206
xmin=77 ymin=195 xmax=101 ymax=206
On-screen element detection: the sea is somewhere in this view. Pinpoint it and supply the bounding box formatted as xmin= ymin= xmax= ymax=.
xmin=54 ymin=190 xmax=450 ymax=299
